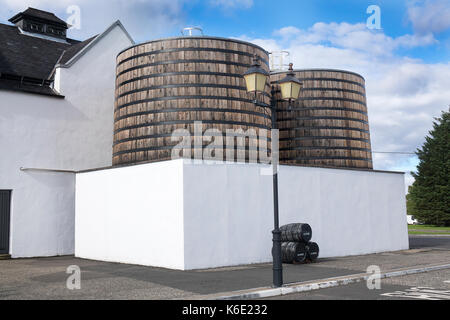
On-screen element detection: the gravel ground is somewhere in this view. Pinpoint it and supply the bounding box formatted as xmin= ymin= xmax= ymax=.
xmin=0 ymin=256 xmax=195 ymax=300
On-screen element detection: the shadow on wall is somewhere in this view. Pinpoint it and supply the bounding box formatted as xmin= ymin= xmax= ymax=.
xmin=0 ymin=91 xmax=89 ymax=122
xmin=22 ymin=170 xmax=75 ymax=188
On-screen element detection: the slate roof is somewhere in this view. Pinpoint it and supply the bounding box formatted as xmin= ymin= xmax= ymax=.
xmin=0 ymin=24 xmax=73 ymax=79
xmin=0 ymin=10 xmax=96 ymax=97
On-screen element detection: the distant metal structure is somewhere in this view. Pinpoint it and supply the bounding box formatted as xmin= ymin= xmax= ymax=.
xmin=181 ymin=27 xmax=204 ymax=36
xmin=269 ymin=51 xmax=291 ymax=71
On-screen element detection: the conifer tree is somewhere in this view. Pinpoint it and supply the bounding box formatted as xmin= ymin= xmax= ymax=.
xmin=408 ymin=109 xmax=449 ymax=226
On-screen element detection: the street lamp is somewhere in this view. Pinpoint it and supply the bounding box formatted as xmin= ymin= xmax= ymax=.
xmin=278 ymin=63 xmax=303 ymax=102
xmin=242 ymin=57 xmax=302 ymax=288
xmin=243 ymin=55 xmax=270 ymax=97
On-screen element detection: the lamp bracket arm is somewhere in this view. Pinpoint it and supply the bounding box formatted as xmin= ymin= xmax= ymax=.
xmin=253 ymin=100 xmax=270 ymax=108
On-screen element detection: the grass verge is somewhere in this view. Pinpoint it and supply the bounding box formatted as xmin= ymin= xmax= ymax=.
xmin=408 ymin=224 xmax=450 ymax=235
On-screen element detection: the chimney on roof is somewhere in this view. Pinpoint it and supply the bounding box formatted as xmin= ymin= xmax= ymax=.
xmin=8 ymin=7 xmax=69 ymax=40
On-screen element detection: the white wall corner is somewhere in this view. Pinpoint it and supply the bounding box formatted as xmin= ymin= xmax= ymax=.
xmin=53 ymin=67 xmax=62 ymax=94
xmin=58 ymin=20 xmax=134 ymax=69
xmin=75 ymin=160 xmax=186 ymax=270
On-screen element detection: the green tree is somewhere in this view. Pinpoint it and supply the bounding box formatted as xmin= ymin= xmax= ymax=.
xmin=406 ymin=189 xmax=418 ymax=217
xmin=408 ymin=109 xmax=450 ymax=226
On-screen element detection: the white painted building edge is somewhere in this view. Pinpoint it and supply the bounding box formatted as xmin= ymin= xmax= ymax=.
xmin=75 ymin=160 xmax=186 ymax=270
xmin=56 ymin=20 xmax=135 ymax=69
xmin=6 ymin=170 xmax=75 ymax=258
xmin=75 ymin=160 xmax=409 ymax=270
xmin=1 ymin=21 xmax=134 ymax=258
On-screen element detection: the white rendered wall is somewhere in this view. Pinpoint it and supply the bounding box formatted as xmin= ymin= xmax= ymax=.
xmin=55 ymin=25 xmax=132 ymax=168
xmin=75 ymin=160 xmax=185 ymax=270
xmin=75 ymin=160 xmax=409 ymax=270
xmin=183 ymin=163 xmax=409 ymax=269
xmin=183 ymin=162 xmax=273 ymax=269
xmin=0 ymin=24 xmax=133 ymax=257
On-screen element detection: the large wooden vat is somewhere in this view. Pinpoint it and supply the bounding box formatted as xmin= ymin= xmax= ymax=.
xmin=270 ymin=69 xmax=373 ymax=169
xmin=113 ymin=37 xmax=271 ymax=166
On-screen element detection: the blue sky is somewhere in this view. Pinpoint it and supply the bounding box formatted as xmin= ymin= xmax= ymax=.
xmin=182 ymin=0 xmax=449 ymax=63
xmin=183 ymin=1 xmax=400 ymax=37
xmin=1 ymin=0 xmax=448 ymax=63
xmin=1 ymin=0 xmax=449 ymax=190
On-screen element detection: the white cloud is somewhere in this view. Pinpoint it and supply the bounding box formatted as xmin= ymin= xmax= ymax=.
xmin=270 ymin=22 xmax=437 ymax=57
xmin=408 ymin=0 xmax=450 ymax=34
xmin=0 ymin=0 xmax=185 ymax=42
xmin=273 ymin=26 xmax=301 ymax=40
xmin=239 ymin=22 xmax=450 ymax=190
xmin=395 ymin=33 xmax=437 ymax=47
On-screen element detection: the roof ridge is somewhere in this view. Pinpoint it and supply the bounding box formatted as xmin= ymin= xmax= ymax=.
xmin=9 ymin=7 xmax=68 ymax=27
xmin=26 ymin=7 xmax=57 ymax=14
xmin=58 ymin=20 xmax=134 ymax=68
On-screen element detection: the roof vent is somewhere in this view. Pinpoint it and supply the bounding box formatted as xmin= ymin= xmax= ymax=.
xmin=8 ymin=7 xmax=68 ymax=40
xmin=181 ymin=27 xmax=204 ymax=36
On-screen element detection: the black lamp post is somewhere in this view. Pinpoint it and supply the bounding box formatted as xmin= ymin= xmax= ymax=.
xmin=243 ymin=58 xmax=302 ymax=287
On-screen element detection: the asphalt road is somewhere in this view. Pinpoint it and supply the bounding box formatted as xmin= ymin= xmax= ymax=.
xmin=409 ymin=235 xmax=450 ymax=250
xmin=266 ymin=235 xmax=450 ymax=300
xmin=0 ymin=256 xmax=358 ymax=299
xmin=265 ymin=268 xmax=450 ymax=300
xmin=0 ymin=236 xmax=449 ymax=299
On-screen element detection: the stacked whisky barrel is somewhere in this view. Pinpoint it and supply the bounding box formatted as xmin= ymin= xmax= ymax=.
xmin=270 ymin=69 xmax=373 ymax=169
xmin=113 ymin=36 xmax=271 ymax=166
xmin=280 ymin=223 xmax=319 ymax=263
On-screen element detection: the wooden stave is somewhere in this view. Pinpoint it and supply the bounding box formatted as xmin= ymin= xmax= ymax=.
xmin=114 ymin=38 xmax=271 ymax=165
xmin=113 ymin=148 xmax=270 ymax=166
xmin=270 ymin=70 xmax=372 ymax=169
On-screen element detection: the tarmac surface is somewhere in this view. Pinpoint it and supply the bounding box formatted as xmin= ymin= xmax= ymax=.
xmin=408 ymin=235 xmax=450 ymax=250
xmin=0 ymin=236 xmax=449 ymax=299
xmin=265 ymin=268 xmax=450 ymax=300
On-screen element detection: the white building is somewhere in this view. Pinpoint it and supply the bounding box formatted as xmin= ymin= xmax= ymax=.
xmin=1 ymin=8 xmax=409 ymax=268
xmin=0 ymin=8 xmax=134 ymax=258
xmin=76 ymin=160 xmax=409 ymax=270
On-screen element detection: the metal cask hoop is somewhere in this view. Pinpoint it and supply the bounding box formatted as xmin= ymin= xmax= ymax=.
xmin=279 ymin=136 xmax=371 ymax=143
xmin=300 ymin=87 xmax=367 ymax=97
xmin=115 ymin=95 xmax=267 ymax=112
xmin=293 ymin=78 xmax=366 ymax=88
xmin=113 ymin=37 xmax=270 ymax=165
xmin=116 ymin=59 xmax=258 ymax=78
xmin=116 ymin=83 xmax=271 ymax=100
xmin=114 ymin=107 xmax=272 ymax=122
xmin=113 ymin=132 xmax=271 ymax=147
xmin=116 ymin=47 xmax=270 ymax=67
xmin=277 ymin=106 xmax=368 ymax=116
xmin=270 ymin=69 xmax=373 ymax=169
xmin=114 ymin=120 xmax=272 ymax=135
xmin=279 ymin=97 xmax=367 ymax=107
xmin=117 ymin=71 xmax=252 ymax=87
